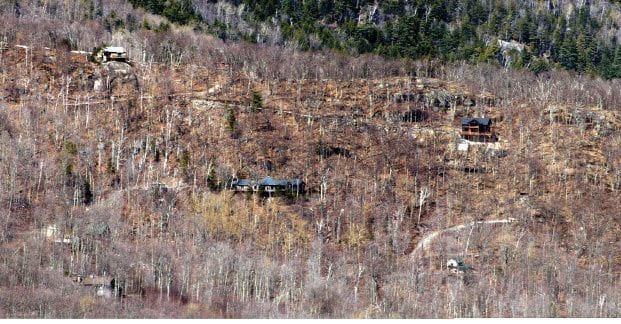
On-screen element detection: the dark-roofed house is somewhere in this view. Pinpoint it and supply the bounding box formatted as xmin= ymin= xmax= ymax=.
xmin=231 ymin=177 xmax=305 ymax=196
xmin=257 ymin=177 xmax=305 ymax=194
xmin=231 ymin=178 xmax=255 ymax=192
xmin=461 ymin=117 xmax=497 ymax=142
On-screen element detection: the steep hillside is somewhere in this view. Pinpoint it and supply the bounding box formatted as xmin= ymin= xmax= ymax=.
xmin=1 ymin=36 xmax=621 ymax=318
xmin=1 ymin=1 xmax=621 ymax=320
xmin=158 ymin=0 xmax=621 ymax=78
xmin=7 ymin=1 xmax=621 ymax=78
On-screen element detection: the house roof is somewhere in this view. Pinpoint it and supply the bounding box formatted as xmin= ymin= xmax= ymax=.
xmin=461 ymin=117 xmax=492 ymax=126
xmin=232 ymin=179 xmax=253 ymax=186
xmin=259 ymin=177 xmax=304 ymax=186
xmin=232 ymin=177 xmax=304 ymax=187
xmin=258 ymin=176 xmax=281 ymax=186
xmin=258 ymin=177 xmax=294 ymax=186
xmin=103 ymin=46 xmax=126 ymax=53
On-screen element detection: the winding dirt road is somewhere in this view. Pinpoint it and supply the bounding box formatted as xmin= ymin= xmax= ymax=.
xmin=410 ymin=218 xmax=517 ymax=259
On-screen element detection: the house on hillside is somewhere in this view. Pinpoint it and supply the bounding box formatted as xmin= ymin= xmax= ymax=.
xmin=257 ymin=177 xmax=305 ymax=194
xmin=231 ymin=177 xmax=305 ymax=196
xmin=447 ymin=257 xmax=474 ymax=274
xmin=231 ymin=178 xmax=255 ymax=192
xmin=461 ymin=117 xmax=497 ymax=142
xmin=103 ymin=47 xmax=128 ymax=62
xmin=94 ymin=46 xmax=128 ymax=63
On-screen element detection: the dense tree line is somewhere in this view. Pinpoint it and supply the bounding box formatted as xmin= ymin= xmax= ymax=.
xmin=262 ymin=0 xmax=621 ymax=78
xmin=123 ymin=0 xmax=621 ymax=78
xmin=128 ymin=0 xmax=200 ymax=25
xmin=6 ymin=0 xmax=621 ymax=78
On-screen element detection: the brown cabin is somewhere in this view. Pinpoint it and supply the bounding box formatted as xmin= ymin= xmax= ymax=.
xmin=461 ymin=117 xmax=497 ymax=142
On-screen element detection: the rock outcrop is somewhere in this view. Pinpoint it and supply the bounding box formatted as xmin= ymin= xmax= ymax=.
xmin=93 ymin=61 xmax=138 ymax=94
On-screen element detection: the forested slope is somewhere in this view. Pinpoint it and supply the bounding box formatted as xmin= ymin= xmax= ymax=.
xmin=0 ymin=0 xmax=621 ymax=319
xmin=142 ymin=0 xmax=621 ymax=78
xmin=8 ymin=1 xmax=621 ymax=77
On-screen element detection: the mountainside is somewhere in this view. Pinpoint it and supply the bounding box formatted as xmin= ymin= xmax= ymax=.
xmin=138 ymin=0 xmax=621 ymax=78
xmin=7 ymin=1 xmax=621 ymax=77
xmin=1 ymin=0 xmax=621 ymax=319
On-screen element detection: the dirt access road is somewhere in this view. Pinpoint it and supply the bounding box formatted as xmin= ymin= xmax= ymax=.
xmin=410 ymin=218 xmax=517 ymax=260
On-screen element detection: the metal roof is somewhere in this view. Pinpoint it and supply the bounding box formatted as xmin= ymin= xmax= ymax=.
xmin=103 ymin=46 xmax=126 ymax=53
xmin=260 ymin=177 xmax=305 ymax=186
xmin=258 ymin=177 xmax=295 ymax=186
xmin=461 ymin=117 xmax=492 ymax=126
xmin=232 ymin=177 xmax=304 ymax=187
xmin=232 ymin=179 xmax=253 ymax=186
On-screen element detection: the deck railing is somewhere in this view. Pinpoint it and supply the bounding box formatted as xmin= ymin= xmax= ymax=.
xmin=461 ymin=130 xmax=495 ymax=137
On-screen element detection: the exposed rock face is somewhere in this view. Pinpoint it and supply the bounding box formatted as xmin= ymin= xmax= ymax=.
xmin=542 ymin=105 xmax=621 ymax=136
xmin=357 ymin=3 xmax=380 ymax=25
xmin=422 ymin=91 xmax=479 ymax=111
xmin=426 ymin=90 xmax=453 ymax=110
xmin=191 ymin=99 xmax=226 ymax=111
xmin=93 ymin=69 xmax=103 ymax=91
xmin=93 ymin=61 xmax=138 ymax=93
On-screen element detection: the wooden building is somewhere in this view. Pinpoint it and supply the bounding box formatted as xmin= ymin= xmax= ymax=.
xmin=461 ymin=117 xmax=497 ymax=142
xmin=230 ymin=177 xmax=305 ymax=196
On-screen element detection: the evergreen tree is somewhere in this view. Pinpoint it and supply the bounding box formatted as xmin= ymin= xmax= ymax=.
xmin=598 ymin=45 xmax=617 ymax=79
xmin=281 ymin=0 xmax=298 ymax=21
xmin=478 ymin=40 xmax=500 ymax=64
xmin=251 ymin=91 xmax=263 ymax=113
xmin=207 ymin=164 xmax=219 ymax=191
xmin=128 ymin=0 xmax=201 ymax=25
xmin=486 ymin=2 xmax=505 ymax=33
xmin=516 ymin=7 xmax=536 ymax=44
xmin=225 ymin=103 xmax=238 ymax=136
xmin=577 ymin=29 xmax=598 ymax=73
xmin=551 ymin=15 xmax=567 ymax=62
xmin=529 ymin=57 xmax=550 ymax=75
xmin=559 ymin=32 xmax=579 ymax=71
xmin=302 ymin=0 xmax=319 ymax=27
